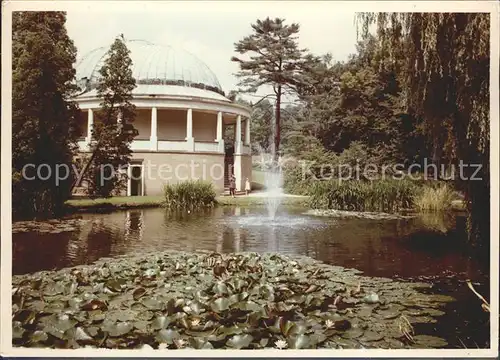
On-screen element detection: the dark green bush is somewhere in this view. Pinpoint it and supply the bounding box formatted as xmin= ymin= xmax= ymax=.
xmin=163 ymin=180 xmax=216 ymax=210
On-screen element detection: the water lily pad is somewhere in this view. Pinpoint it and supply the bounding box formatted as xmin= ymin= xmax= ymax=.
xmin=87 ymin=326 xmax=99 ymax=337
xmin=81 ymin=299 xmax=108 ymax=311
xmin=72 ymin=327 xmax=93 ymax=341
xmin=213 ymin=282 xmax=229 ymax=295
xmin=134 ymin=320 xmax=149 ymax=331
xmin=288 ymin=334 xmax=311 ymax=349
xmin=341 ymin=327 xmax=364 ymax=339
xmin=151 ymin=316 xmax=170 ymax=330
xmin=226 ymin=334 xmax=253 ymax=349
xmin=142 ymin=297 xmax=163 ymax=310
xmin=102 ymin=321 xmax=133 ymax=337
xmin=137 ymin=311 xmax=154 ymax=321
xmin=43 ymin=282 xmax=65 ymax=296
xmin=132 ymin=287 xmax=146 ymax=301
xmin=30 ymin=330 xmax=48 ymax=343
xmin=187 ymin=300 xmax=205 ymax=314
xmin=189 ymin=337 xmax=214 ymax=349
xmin=412 ymin=335 xmax=448 ymax=348
xmin=156 ymin=329 xmax=180 ymax=344
xmin=231 ymin=301 xmax=261 ymax=312
xmin=12 ymin=321 xmax=25 ymax=339
xmin=361 ymin=330 xmax=384 ymax=342
xmin=105 ymin=279 xmax=126 ymax=292
xmin=88 ymin=310 xmax=106 ymax=322
xmin=13 ymin=309 xmax=36 ymax=326
xmin=211 ymin=297 xmax=230 ymax=313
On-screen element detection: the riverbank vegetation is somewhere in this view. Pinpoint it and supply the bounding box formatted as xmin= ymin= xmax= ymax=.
xmin=307 ymin=180 xmax=417 ymax=213
xmin=414 ymin=184 xmax=456 ymax=212
xmin=243 ymin=13 xmax=489 ymax=246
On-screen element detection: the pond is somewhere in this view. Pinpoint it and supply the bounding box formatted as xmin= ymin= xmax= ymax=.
xmin=12 ymin=206 xmax=490 ymax=348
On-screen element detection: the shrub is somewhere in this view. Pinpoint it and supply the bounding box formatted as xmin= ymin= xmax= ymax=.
xmin=414 ymin=183 xmax=455 ymax=212
xmin=163 ymin=180 xmax=216 ymax=210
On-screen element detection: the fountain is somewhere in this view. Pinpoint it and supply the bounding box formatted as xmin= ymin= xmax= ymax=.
xmin=263 ymin=159 xmax=284 ymax=220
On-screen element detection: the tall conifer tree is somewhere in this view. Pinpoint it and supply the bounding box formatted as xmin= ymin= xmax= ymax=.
xmin=80 ymin=35 xmax=137 ymax=197
xmin=231 ymin=18 xmax=308 ymax=160
xmin=12 ymin=11 xmax=79 ymax=219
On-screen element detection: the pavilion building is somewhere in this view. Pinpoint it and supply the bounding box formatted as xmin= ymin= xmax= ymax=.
xmin=74 ymin=40 xmax=252 ymax=196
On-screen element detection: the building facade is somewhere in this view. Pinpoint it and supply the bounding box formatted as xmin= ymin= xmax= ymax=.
xmin=74 ymin=40 xmax=252 ymax=196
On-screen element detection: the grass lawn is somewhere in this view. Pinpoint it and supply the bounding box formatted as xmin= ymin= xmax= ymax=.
xmin=251 ymin=169 xmax=267 ymax=191
xmin=66 ymin=196 xmax=164 ymax=209
xmin=66 ymin=193 xmax=309 ymax=211
xmin=216 ymin=195 xmax=308 ymax=207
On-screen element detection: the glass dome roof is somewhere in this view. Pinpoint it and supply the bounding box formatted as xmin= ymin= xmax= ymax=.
xmin=75 ymin=39 xmax=224 ymax=95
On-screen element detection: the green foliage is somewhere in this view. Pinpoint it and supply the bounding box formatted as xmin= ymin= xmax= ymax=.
xmin=414 ymin=184 xmax=456 ymax=212
xmin=283 ymin=142 xmax=383 ymax=195
xmin=86 ymin=35 xmax=138 ymax=197
xmin=232 ymin=17 xmax=309 ymax=157
xmin=163 ymin=180 xmax=217 ymax=210
xmin=357 ymin=13 xmax=490 ymax=245
xmin=308 ymin=179 xmax=418 ymax=213
xmin=12 ymin=12 xmax=79 ymax=219
xmin=249 ymin=99 xmax=273 ymax=153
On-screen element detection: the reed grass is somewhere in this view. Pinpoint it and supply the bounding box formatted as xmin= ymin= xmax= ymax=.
xmin=414 ymin=183 xmax=455 ymax=211
xmin=163 ymin=180 xmax=216 ymax=210
xmin=308 ymin=179 xmax=418 ymax=213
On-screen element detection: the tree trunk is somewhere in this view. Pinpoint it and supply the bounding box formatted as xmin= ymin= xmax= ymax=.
xmin=274 ymin=85 xmax=282 ymax=162
xmin=70 ymin=143 xmax=99 ymax=193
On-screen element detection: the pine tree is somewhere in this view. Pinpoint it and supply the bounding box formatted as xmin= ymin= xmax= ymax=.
xmin=231 ymin=18 xmax=308 ymax=160
xmin=78 ymin=35 xmax=137 ymax=197
xmin=12 ymin=11 xmax=80 ymax=219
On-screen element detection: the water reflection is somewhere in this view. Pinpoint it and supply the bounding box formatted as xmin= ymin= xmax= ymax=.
xmin=11 ymin=206 xmax=489 ymax=349
xmin=12 ymin=207 xmax=486 ymax=282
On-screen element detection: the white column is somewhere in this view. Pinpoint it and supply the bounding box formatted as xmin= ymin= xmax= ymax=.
xmin=126 ymin=165 xmax=132 ymax=197
xmin=141 ymin=164 xmax=145 ymax=196
xmin=186 ymin=108 xmax=194 ymax=151
xmin=235 ymin=115 xmax=242 ymax=154
xmin=216 ymin=112 xmax=223 ymax=141
xmin=216 ymin=111 xmax=224 ymax=153
xmin=245 ymin=117 xmax=250 ymax=146
xmin=150 ymin=107 xmax=158 ymax=151
xmin=86 ymin=109 xmax=94 ymax=143
xmin=234 ymin=155 xmax=242 ymax=191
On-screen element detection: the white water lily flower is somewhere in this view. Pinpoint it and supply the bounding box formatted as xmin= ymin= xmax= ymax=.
xmin=325 ymin=319 xmax=335 ymax=328
xmin=191 ymin=318 xmax=201 ymax=326
xmin=274 ymin=340 xmax=288 ymax=349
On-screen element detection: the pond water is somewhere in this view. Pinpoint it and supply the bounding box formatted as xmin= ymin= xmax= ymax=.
xmin=12 ymin=206 xmax=490 ymax=348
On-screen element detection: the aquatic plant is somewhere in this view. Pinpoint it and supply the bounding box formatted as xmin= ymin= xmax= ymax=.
xmin=12 ymin=251 xmax=454 ymax=349
xmin=414 ymin=184 xmax=455 ymax=212
xmin=308 ymin=179 xmax=417 ymax=213
xmin=163 ymin=180 xmax=216 ymax=210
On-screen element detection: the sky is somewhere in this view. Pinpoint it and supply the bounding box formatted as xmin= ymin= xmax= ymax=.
xmin=65 ymin=2 xmax=360 ymax=100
